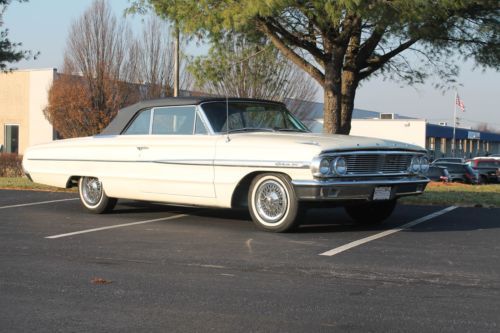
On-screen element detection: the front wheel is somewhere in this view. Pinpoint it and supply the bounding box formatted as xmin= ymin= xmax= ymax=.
xmin=78 ymin=176 xmax=117 ymax=214
xmin=344 ymin=200 xmax=397 ymax=225
xmin=248 ymin=173 xmax=300 ymax=232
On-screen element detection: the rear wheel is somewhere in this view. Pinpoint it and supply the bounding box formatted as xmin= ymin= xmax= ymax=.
xmin=344 ymin=200 xmax=397 ymax=225
xmin=78 ymin=176 xmax=117 ymax=214
xmin=248 ymin=173 xmax=301 ymax=232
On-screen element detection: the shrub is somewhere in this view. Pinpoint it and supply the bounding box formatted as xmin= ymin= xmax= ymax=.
xmin=0 ymin=154 xmax=24 ymax=177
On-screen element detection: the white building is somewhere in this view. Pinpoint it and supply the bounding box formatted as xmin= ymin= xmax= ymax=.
xmin=301 ymin=101 xmax=500 ymax=158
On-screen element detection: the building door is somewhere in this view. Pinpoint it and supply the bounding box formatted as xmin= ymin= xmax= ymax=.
xmin=4 ymin=125 xmax=19 ymax=154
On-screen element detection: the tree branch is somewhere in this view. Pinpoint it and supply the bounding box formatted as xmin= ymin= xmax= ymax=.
xmin=264 ymin=17 xmax=326 ymax=68
xmin=256 ymin=18 xmax=325 ymax=85
xmin=357 ymin=25 xmax=387 ymax=66
xmin=359 ymin=38 xmax=418 ymax=80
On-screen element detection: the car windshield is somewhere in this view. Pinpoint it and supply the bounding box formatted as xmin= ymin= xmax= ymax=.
xmin=201 ymin=101 xmax=309 ymax=133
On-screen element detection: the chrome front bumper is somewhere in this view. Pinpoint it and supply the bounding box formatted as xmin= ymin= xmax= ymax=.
xmin=292 ymin=176 xmax=429 ymax=201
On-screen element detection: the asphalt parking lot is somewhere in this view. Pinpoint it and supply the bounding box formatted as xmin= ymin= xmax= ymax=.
xmin=1 ymin=189 xmax=499 ymax=332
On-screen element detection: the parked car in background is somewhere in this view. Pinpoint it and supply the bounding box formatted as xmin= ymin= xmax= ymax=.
xmin=431 ymin=157 xmax=465 ymax=164
xmin=466 ymin=158 xmax=500 ymax=183
xmin=432 ymin=162 xmax=478 ymax=184
xmin=427 ymin=165 xmax=450 ymax=182
xmin=22 ymin=97 xmax=430 ymax=232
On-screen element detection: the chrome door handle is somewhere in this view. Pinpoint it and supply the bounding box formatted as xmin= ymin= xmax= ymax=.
xmin=136 ymin=146 xmax=149 ymax=151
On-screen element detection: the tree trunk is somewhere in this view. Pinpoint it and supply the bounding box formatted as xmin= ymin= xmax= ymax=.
xmin=322 ymin=70 xmax=359 ymax=135
xmin=322 ymin=63 xmax=342 ymax=134
xmin=339 ymin=70 xmax=359 ymax=134
xmin=324 ymin=17 xmax=361 ymax=135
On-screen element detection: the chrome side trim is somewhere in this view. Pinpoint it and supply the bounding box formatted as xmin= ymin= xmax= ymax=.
xmin=28 ymin=158 xmax=138 ymax=163
xmin=156 ymin=159 xmax=310 ymax=168
xmin=213 ymin=159 xmax=310 ymax=168
xmin=27 ymin=158 xmax=311 ymax=169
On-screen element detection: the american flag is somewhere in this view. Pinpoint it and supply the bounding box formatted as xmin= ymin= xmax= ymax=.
xmin=456 ymin=94 xmax=465 ymax=112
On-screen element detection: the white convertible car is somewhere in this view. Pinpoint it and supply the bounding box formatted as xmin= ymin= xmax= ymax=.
xmin=23 ymin=97 xmax=429 ymax=232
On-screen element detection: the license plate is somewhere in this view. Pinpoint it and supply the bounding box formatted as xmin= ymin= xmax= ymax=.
xmin=373 ymin=186 xmax=392 ymax=200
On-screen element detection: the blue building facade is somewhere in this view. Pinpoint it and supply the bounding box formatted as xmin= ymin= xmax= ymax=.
xmin=426 ymin=124 xmax=500 ymax=159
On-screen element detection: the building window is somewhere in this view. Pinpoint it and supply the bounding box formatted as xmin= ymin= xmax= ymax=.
xmin=440 ymin=138 xmax=447 ymax=154
xmin=428 ymin=137 xmax=435 ymax=150
xmin=4 ymin=124 xmax=19 ymax=154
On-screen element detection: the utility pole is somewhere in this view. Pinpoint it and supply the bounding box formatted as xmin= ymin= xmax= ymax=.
xmin=173 ymin=23 xmax=180 ymax=97
xmin=452 ymin=91 xmax=457 ymax=157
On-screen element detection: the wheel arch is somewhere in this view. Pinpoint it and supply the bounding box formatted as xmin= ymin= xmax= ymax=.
xmin=66 ymin=176 xmax=81 ymax=188
xmin=230 ymin=171 xmax=292 ymax=209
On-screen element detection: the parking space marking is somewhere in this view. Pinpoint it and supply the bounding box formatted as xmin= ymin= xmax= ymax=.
xmin=319 ymin=206 xmax=458 ymax=257
xmin=0 ymin=198 xmax=78 ymax=210
xmin=45 ymin=214 xmax=188 ymax=239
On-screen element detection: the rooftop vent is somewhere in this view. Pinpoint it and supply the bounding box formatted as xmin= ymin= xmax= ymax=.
xmin=380 ymin=113 xmax=395 ymax=120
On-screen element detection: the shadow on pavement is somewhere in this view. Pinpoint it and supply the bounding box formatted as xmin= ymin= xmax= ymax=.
xmin=110 ymin=200 xmax=500 ymax=234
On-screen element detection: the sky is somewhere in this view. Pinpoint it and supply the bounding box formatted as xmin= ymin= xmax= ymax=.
xmin=4 ymin=0 xmax=500 ymax=131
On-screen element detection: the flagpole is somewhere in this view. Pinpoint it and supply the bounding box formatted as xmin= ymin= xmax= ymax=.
xmin=452 ymin=91 xmax=457 ymax=157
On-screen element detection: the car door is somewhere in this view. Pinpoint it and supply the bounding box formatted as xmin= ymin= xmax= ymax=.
xmin=134 ymin=105 xmax=216 ymax=201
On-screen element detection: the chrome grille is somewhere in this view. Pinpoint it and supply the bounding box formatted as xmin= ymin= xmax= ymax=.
xmin=344 ymin=154 xmax=412 ymax=175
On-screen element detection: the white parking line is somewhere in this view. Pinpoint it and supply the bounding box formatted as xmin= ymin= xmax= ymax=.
xmin=0 ymin=198 xmax=78 ymax=210
xmin=319 ymin=206 xmax=458 ymax=257
xmin=45 ymin=214 xmax=188 ymax=239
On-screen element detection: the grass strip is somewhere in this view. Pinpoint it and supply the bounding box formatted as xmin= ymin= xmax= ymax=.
xmin=401 ymin=182 xmax=500 ymax=208
xmin=0 ymin=177 xmax=76 ymax=192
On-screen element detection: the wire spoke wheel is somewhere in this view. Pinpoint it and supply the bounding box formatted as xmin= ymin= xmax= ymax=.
xmin=255 ymin=180 xmax=287 ymax=223
xmin=248 ymin=173 xmax=300 ymax=232
xmin=81 ymin=177 xmax=103 ymax=206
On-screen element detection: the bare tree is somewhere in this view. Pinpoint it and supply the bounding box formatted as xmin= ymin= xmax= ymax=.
xmin=129 ymin=16 xmax=194 ymax=99
xmin=189 ymin=35 xmax=318 ymax=113
xmin=45 ymin=0 xmax=141 ymax=138
xmin=474 ymin=123 xmax=500 ymax=135
xmin=65 ymin=0 xmax=139 ymax=110
xmin=45 ymin=1 xmax=196 ymax=138
xmin=130 ymin=16 xmax=175 ymax=98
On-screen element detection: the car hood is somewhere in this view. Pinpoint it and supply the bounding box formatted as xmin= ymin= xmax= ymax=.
xmin=215 ymin=132 xmax=425 ymax=163
xmin=221 ymin=132 xmax=424 ymax=152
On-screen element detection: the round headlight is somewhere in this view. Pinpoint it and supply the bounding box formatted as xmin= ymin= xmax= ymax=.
xmin=332 ymin=157 xmax=347 ymax=175
xmin=410 ymin=156 xmax=420 ymax=173
xmin=419 ymin=156 xmax=429 ymax=173
xmin=319 ymin=158 xmax=330 ymax=175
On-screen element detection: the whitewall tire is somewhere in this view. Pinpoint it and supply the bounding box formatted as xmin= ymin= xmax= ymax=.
xmin=78 ymin=176 xmax=117 ymax=214
xmin=248 ymin=173 xmax=300 ymax=232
